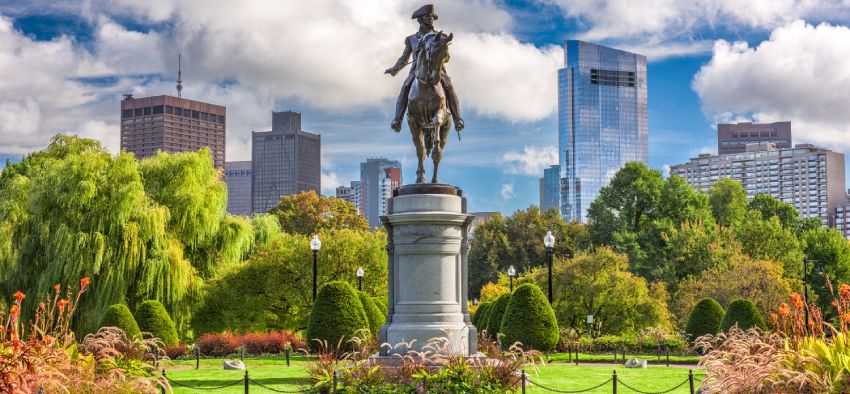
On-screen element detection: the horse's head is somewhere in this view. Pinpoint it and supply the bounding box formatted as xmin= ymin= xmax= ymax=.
xmin=416 ymin=31 xmax=453 ymax=86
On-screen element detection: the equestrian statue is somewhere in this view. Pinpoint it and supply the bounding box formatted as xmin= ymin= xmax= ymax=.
xmin=385 ymin=4 xmax=463 ymax=184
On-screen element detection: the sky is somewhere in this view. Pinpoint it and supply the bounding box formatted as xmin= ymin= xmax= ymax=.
xmin=1 ymin=0 xmax=850 ymax=215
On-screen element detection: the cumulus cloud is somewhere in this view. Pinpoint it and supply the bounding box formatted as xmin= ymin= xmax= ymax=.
xmin=498 ymin=146 xmax=558 ymax=176
xmin=321 ymin=172 xmax=343 ymax=193
xmin=500 ymin=182 xmax=515 ymax=200
xmin=693 ymin=20 xmax=850 ymax=150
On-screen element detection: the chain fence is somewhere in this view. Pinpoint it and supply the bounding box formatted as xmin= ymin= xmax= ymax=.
xmin=522 ymin=369 xmax=702 ymax=394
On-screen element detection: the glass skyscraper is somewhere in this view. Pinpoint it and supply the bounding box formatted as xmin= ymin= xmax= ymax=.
xmin=558 ymin=41 xmax=648 ymax=222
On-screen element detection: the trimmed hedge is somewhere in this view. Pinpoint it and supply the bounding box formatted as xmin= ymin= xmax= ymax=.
xmin=134 ymin=300 xmax=179 ymax=346
xmin=307 ymin=281 xmax=369 ymax=351
xmin=486 ymin=293 xmax=511 ymax=340
xmin=100 ymin=304 xmax=141 ymax=339
xmin=720 ymin=298 xmax=766 ymax=332
xmin=685 ymin=298 xmax=725 ymax=341
xmin=371 ymin=296 xmax=388 ymax=316
xmin=473 ymin=302 xmax=492 ymax=329
xmin=500 ymin=284 xmax=558 ymax=351
xmin=358 ymin=291 xmax=385 ymax=336
xmin=577 ymin=335 xmax=688 ymax=353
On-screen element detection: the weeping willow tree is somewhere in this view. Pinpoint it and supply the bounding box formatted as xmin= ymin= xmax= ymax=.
xmin=0 ymin=135 xmax=261 ymax=336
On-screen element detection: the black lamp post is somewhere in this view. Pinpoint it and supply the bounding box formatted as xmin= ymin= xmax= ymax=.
xmin=357 ymin=266 xmax=364 ymax=291
xmin=310 ymin=235 xmax=321 ymax=301
xmin=803 ymin=259 xmax=824 ymax=333
xmin=508 ymin=265 xmax=516 ymax=292
xmin=544 ymin=230 xmax=555 ymax=304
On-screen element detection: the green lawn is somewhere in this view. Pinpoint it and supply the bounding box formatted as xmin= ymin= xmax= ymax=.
xmin=163 ymin=357 xmax=703 ymax=394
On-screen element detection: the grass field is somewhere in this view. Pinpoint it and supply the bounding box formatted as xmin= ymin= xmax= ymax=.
xmin=163 ymin=356 xmax=704 ymax=393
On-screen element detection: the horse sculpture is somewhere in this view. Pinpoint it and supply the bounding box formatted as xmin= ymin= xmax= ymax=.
xmin=406 ymin=31 xmax=454 ymax=184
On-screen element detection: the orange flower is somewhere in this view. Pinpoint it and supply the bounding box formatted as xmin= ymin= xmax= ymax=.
xmin=53 ymin=284 xmax=61 ymax=293
xmin=842 ymin=312 xmax=850 ymax=324
xmin=12 ymin=291 xmax=24 ymax=302
xmin=57 ymin=299 xmax=68 ymax=312
xmin=841 ymin=284 xmax=850 ymax=298
xmin=38 ymin=302 xmax=45 ymax=310
xmin=790 ymin=293 xmax=804 ymax=308
xmin=80 ymin=277 xmax=90 ymax=287
xmin=779 ymin=303 xmax=791 ymax=317
xmin=834 ymin=300 xmax=840 ymax=307
xmin=9 ymin=305 xmax=19 ymax=316
xmin=771 ymin=313 xmax=779 ymax=322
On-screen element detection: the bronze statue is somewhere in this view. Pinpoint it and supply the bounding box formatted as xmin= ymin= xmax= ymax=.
xmin=385 ymin=4 xmax=462 ymax=184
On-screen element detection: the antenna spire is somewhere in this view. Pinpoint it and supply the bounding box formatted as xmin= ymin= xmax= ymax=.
xmin=176 ymin=53 xmax=183 ymax=98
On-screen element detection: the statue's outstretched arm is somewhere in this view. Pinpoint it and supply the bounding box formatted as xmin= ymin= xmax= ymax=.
xmin=385 ymin=37 xmax=413 ymax=76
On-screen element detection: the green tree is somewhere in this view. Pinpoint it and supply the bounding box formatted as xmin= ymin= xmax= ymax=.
xmin=684 ymin=298 xmax=725 ymax=341
xmin=748 ymin=193 xmax=800 ymax=230
xmin=801 ymin=227 xmax=850 ymax=316
xmin=100 ymin=304 xmax=141 ymax=338
xmin=720 ymin=298 xmax=767 ymax=332
xmin=192 ymin=229 xmax=388 ymax=334
xmin=270 ymin=190 xmax=368 ymax=234
xmin=587 ymin=162 xmax=665 ymax=245
xmin=736 ymin=210 xmax=804 ymax=277
xmin=135 ymin=300 xmax=179 ymax=346
xmin=529 ymin=247 xmax=670 ymax=336
xmin=500 ymin=284 xmax=559 ymax=351
xmin=673 ymin=258 xmax=793 ymax=327
xmin=709 ymin=179 xmax=748 ymax=227
xmin=662 ymin=221 xmax=740 ymax=287
xmin=307 ymin=281 xmax=369 ymax=351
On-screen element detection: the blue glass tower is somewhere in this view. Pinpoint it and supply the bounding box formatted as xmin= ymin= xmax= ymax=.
xmin=558 ymin=41 xmax=648 ymax=222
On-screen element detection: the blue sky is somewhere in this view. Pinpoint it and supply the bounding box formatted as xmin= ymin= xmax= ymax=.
xmin=1 ymin=0 xmax=850 ymax=215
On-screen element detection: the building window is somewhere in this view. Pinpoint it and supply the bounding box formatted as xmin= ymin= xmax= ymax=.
xmin=143 ymin=107 xmax=152 ymax=116
xmin=122 ymin=109 xmax=133 ymax=118
xmin=217 ymin=115 xmax=226 ymax=123
xmin=134 ymin=108 xmax=143 ymax=116
xmin=590 ymin=69 xmax=635 ymax=87
xmin=152 ymin=105 xmax=164 ymax=114
xmin=166 ymin=105 xmax=173 ymax=114
xmin=192 ymin=110 xmax=200 ymax=119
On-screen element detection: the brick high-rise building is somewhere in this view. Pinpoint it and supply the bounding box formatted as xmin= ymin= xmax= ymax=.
xmin=225 ymin=161 xmax=252 ymax=216
xmin=251 ymin=111 xmax=321 ymax=213
xmin=718 ymin=122 xmax=792 ymax=155
xmin=120 ymin=94 xmax=226 ymax=168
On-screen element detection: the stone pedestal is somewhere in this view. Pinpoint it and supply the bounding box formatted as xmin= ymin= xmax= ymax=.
xmin=378 ymin=184 xmax=476 ymax=356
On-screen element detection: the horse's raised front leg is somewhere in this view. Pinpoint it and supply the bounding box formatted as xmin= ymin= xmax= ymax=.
xmin=410 ymin=125 xmax=426 ymax=183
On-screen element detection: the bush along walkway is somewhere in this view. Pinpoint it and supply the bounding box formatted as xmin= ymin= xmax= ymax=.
xmin=547 ymin=350 xmax=700 ymax=366
xmin=523 ymin=369 xmax=705 ymax=394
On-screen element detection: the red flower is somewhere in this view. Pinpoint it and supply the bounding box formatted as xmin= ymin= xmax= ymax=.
xmin=53 ymin=284 xmax=61 ymax=293
xmin=80 ymin=277 xmax=90 ymax=287
xmin=841 ymin=312 xmax=850 ymax=324
xmin=12 ymin=291 xmax=24 ymax=302
xmin=841 ymin=284 xmax=850 ymax=298
xmin=771 ymin=313 xmax=778 ymax=322
xmin=790 ymin=293 xmax=804 ymax=308
xmin=57 ymin=299 xmax=68 ymax=312
xmin=9 ymin=305 xmax=19 ymax=316
xmin=779 ymin=303 xmax=791 ymax=317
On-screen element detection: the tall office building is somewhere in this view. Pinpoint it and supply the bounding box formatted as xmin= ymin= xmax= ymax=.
xmin=671 ymin=143 xmax=846 ymax=225
xmin=539 ymin=164 xmax=560 ymax=213
xmin=718 ymin=122 xmax=792 ymax=155
xmin=224 ymin=161 xmax=252 ymax=215
xmin=360 ymin=158 xmax=402 ymax=228
xmin=837 ymin=201 xmax=850 ymax=240
xmin=120 ymin=94 xmax=226 ymax=168
xmin=558 ymin=41 xmax=648 ymax=223
xmin=251 ymin=111 xmax=321 ymax=213
xmin=335 ymin=181 xmax=362 ymax=213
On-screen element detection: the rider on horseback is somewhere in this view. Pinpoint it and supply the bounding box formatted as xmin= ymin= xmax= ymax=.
xmin=385 ymin=4 xmax=464 ymax=133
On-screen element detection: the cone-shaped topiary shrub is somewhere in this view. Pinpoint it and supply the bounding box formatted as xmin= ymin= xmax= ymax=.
xmin=134 ymin=300 xmax=179 ymax=346
xmin=486 ymin=293 xmax=512 ymax=340
xmin=100 ymin=304 xmax=141 ymax=339
xmin=720 ymin=298 xmax=766 ymax=332
xmin=473 ymin=302 xmax=492 ymax=329
xmin=358 ymin=291 xmax=385 ymax=336
xmin=685 ymin=298 xmax=725 ymax=341
xmin=371 ymin=296 xmax=388 ymax=316
xmin=307 ymin=281 xmax=369 ymax=351
xmin=500 ymin=284 xmax=558 ymax=351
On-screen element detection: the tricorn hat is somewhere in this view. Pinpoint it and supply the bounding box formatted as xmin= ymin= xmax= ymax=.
xmin=412 ymin=4 xmax=438 ymax=20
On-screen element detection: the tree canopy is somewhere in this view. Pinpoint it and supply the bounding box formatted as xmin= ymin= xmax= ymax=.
xmin=270 ymin=190 xmax=368 ymax=234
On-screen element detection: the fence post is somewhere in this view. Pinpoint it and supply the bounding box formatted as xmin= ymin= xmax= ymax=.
xmin=154 ymin=353 xmax=159 ymax=370
xmin=612 ymin=370 xmax=618 ymax=394
xmin=161 ymin=369 xmax=167 ymax=394
xmin=285 ymin=347 xmax=290 ymax=367
xmin=244 ymin=370 xmax=249 ymax=394
xmin=689 ymin=369 xmax=695 ymax=394
xmin=575 ymin=349 xmax=579 ymax=366
xmin=666 ymin=345 xmax=670 ymax=367
xmin=333 ymin=370 xmax=338 ymax=393
xmin=196 ymin=347 xmax=200 ymax=370
xmin=521 ymin=369 xmax=526 ymax=394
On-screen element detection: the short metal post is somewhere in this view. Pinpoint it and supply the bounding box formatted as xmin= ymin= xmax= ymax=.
xmin=285 ymin=347 xmax=290 ymax=367
xmin=333 ymin=370 xmax=338 ymax=393
xmin=244 ymin=370 xmax=249 ymax=394
xmin=241 ymin=347 xmax=244 ymax=361
xmin=161 ymin=369 xmax=167 ymax=394
xmin=196 ymin=347 xmax=200 ymax=370
xmin=521 ymin=369 xmax=526 ymax=394
xmin=613 ymin=349 xmax=617 ymax=362
xmin=612 ymin=370 xmax=618 ymax=394
xmin=689 ymin=369 xmax=695 ymax=394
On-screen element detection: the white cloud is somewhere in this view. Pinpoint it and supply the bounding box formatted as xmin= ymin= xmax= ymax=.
xmin=500 ymin=182 xmax=515 ymax=200
xmin=693 ymin=20 xmax=850 ymax=151
xmin=661 ymin=164 xmax=671 ymax=178
xmin=498 ymin=146 xmax=558 ymax=176
xmin=321 ymin=171 xmax=343 ymax=193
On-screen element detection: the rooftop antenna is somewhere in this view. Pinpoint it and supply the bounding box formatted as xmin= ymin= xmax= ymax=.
xmin=176 ymin=53 xmax=183 ymax=98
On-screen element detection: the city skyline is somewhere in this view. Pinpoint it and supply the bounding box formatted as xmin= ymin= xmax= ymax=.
xmin=2 ymin=1 xmax=850 ymax=216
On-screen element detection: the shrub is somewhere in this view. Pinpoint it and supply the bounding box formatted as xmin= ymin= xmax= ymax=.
xmin=686 ymin=298 xmax=725 ymax=341
xmin=307 ymin=281 xmax=369 ymax=351
xmin=165 ymin=344 xmax=189 ymax=359
xmin=195 ymin=332 xmax=242 ymax=357
xmin=358 ymin=291 xmax=385 ymax=336
xmin=134 ymin=300 xmax=179 ymax=346
xmin=473 ymin=302 xmax=491 ymax=329
xmin=243 ymin=331 xmax=293 ymax=355
xmin=486 ymin=293 xmax=511 ymax=340
xmin=100 ymin=304 xmax=141 ymax=339
xmin=371 ymin=296 xmax=388 ymax=316
xmin=720 ymin=298 xmax=766 ymax=332
xmin=500 ymin=284 xmax=559 ymax=351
